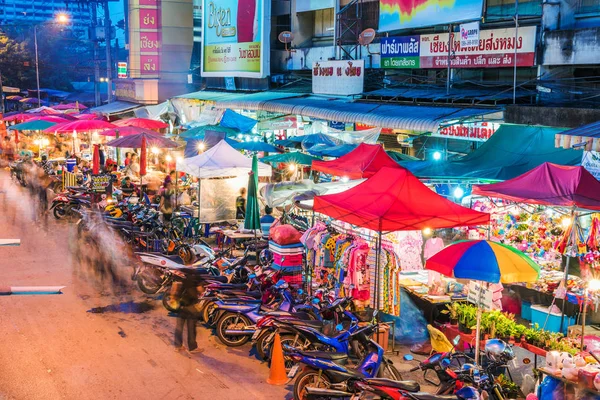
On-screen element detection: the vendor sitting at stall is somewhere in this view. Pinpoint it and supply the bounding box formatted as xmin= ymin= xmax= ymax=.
xmin=121 ymin=176 xmax=135 ymax=194
xmin=260 ymin=206 xmax=276 ymax=236
xmin=163 ymin=171 xmax=176 ymax=188
xmin=124 ymin=154 xmax=140 ymax=179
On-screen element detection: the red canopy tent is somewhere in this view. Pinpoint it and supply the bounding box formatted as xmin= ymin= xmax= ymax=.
xmin=311 ymin=143 xmax=403 ymax=179
xmin=472 ymin=162 xmax=600 ymax=211
xmin=314 ymin=166 xmax=489 ymax=308
xmin=314 ymin=167 xmax=490 ymax=232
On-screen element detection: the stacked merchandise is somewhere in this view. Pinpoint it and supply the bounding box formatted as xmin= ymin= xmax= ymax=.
xmin=269 ymin=241 xmax=304 ymax=286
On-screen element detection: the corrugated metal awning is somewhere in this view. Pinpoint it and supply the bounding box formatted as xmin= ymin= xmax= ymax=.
xmin=557 ymin=121 xmax=600 ymax=138
xmin=216 ymin=95 xmax=497 ymax=132
xmin=174 ymin=90 xmax=242 ymax=102
xmin=88 ymin=101 xmax=140 ymax=116
xmin=365 ymin=87 xmax=533 ymax=102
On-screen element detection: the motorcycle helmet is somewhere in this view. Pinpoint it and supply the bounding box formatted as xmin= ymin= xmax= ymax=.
xmin=485 ymin=339 xmax=515 ymax=363
xmin=192 ymin=244 xmax=215 ymax=262
xmin=258 ymin=248 xmax=273 ymax=266
xmin=456 ymin=386 xmax=480 ymax=400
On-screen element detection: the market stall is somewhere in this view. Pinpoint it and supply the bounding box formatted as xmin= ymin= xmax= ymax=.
xmin=176 ymin=140 xmax=272 ymax=223
xmin=312 ymin=143 xmax=402 ymax=179
xmin=310 ymin=166 xmax=490 ymax=314
xmin=472 ymin=162 xmax=600 ymax=333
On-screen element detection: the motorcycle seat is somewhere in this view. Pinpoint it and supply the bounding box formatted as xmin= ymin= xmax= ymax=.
xmin=281 ymin=319 xmax=323 ymax=328
xmin=297 ymin=351 xmax=348 ymax=361
xmin=219 ymin=297 xmax=263 ymax=304
xmin=365 ymin=379 xmax=420 ymax=393
xmin=266 ymin=311 xmax=314 ymax=321
xmin=207 ymin=283 xmax=248 ymax=290
xmin=200 ymin=276 xmax=229 ymax=283
xmin=218 ymin=290 xmax=262 ymax=299
xmin=400 ymin=393 xmax=455 ymax=400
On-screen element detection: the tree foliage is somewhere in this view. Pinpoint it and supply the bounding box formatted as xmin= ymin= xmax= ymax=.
xmin=0 ymin=26 xmax=95 ymax=91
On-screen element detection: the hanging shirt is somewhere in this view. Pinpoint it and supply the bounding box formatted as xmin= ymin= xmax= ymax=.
xmin=424 ymin=237 xmax=445 ymax=259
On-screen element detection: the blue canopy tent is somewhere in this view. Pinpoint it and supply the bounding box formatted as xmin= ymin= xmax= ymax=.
xmin=309 ymin=144 xmax=358 ymax=158
xmin=402 ymin=125 xmax=583 ymax=181
xmin=220 ymin=109 xmax=257 ymax=132
xmin=180 ymin=124 xmax=240 ymax=139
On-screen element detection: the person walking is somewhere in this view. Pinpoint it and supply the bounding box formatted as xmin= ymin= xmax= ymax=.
xmin=173 ymin=276 xmax=203 ymax=354
xmin=235 ymin=187 xmax=247 ymax=219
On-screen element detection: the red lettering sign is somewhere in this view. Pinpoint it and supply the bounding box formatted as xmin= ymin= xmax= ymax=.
xmin=139 ymin=0 xmax=157 ymax=5
xmin=140 ymin=32 xmax=160 ymax=51
xmin=140 ymin=55 xmax=160 ymax=75
xmin=139 ymin=9 xmax=159 ymax=29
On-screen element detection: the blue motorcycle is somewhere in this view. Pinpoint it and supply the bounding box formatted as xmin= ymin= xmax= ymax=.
xmin=286 ymin=323 xmax=415 ymax=400
xmin=213 ymin=280 xmax=317 ymax=347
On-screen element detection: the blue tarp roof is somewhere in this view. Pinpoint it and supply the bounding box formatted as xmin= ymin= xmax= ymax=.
xmin=557 ymin=121 xmax=600 ymax=138
xmin=402 ymin=124 xmax=583 ymax=181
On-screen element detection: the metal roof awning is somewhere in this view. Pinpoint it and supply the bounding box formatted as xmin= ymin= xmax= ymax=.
xmin=365 ymin=87 xmax=534 ymax=102
xmin=174 ymin=90 xmax=242 ymax=102
xmin=212 ymin=91 xmax=306 ymax=110
xmin=88 ymin=101 xmax=140 ymax=116
xmin=555 ymin=120 xmax=600 ymax=151
xmin=216 ymin=95 xmax=497 ymax=132
xmin=557 ymin=121 xmax=600 ymax=138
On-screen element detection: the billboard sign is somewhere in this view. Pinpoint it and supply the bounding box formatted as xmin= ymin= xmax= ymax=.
xmin=381 ymin=26 xmax=537 ymax=69
xmin=296 ymin=0 xmax=334 ymax=12
xmin=379 ymin=0 xmax=484 ymax=32
xmin=381 ymin=35 xmax=420 ymax=69
xmin=201 ymin=0 xmax=271 ymax=78
xmin=460 ymin=21 xmax=480 ymax=48
xmin=312 ymin=60 xmax=364 ymax=96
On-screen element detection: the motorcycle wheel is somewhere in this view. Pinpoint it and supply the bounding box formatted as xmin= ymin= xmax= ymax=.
xmin=136 ymin=268 xmax=164 ymax=294
xmin=293 ymin=369 xmax=331 ymax=400
xmin=162 ymin=294 xmax=180 ymax=312
xmin=203 ymin=301 xmax=218 ymax=326
xmin=216 ymin=313 xmax=252 ymax=347
xmin=53 ymin=204 xmax=67 ymax=220
xmin=377 ymin=359 xmax=402 ymax=381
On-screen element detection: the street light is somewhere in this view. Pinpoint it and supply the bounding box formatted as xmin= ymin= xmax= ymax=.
xmin=34 ymin=13 xmax=70 ymax=107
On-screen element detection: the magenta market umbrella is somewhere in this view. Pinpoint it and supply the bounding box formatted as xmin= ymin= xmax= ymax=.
xmin=106 ymin=132 xmax=179 ymax=149
xmin=98 ymin=126 xmax=162 ymax=137
xmin=44 ymin=119 xmax=117 ymax=134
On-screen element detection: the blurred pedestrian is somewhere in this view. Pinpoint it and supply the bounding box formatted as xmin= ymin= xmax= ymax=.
xmin=236 ymin=187 xmax=246 ymax=219
xmin=173 ymin=276 xmax=203 ymax=354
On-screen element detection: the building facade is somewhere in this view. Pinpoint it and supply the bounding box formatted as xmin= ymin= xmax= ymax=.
xmin=0 ymin=0 xmax=92 ymax=37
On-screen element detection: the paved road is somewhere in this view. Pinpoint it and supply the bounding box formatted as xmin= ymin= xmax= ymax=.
xmin=0 ymin=174 xmax=289 ymax=400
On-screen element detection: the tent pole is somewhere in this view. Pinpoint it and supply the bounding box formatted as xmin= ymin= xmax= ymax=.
xmin=375 ymin=230 xmax=383 ymax=312
xmin=559 ymin=208 xmax=577 ymax=333
xmin=474 ymin=282 xmax=485 ymax=365
xmin=197 ymin=178 xmax=202 ymax=233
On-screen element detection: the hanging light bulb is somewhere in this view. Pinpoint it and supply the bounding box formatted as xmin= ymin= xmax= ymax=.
xmin=151 ymin=147 xmax=160 ymax=155
xmin=423 ymin=227 xmax=432 ymax=235
xmin=561 ymin=217 xmax=572 ymax=229
xmin=165 ymin=155 xmax=173 ymax=162
xmin=197 ymin=142 xmax=205 ymax=151
xmin=288 ymin=164 xmax=297 ymax=172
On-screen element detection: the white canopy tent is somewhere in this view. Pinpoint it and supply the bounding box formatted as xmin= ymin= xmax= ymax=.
xmin=177 ymin=140 xmax=272 ymax=178
xmin=176 ymin=140 xmax=272 ymax=222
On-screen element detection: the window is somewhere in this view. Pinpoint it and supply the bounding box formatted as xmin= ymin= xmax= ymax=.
xmin=578 ymin=0 xmax=600 ymax=13
xmin=314 ymin=8 xmax=334 ymax=38
xmin=486 ymin=0 xmax=542 ymax=21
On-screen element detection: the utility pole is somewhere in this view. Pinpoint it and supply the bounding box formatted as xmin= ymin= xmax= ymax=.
xmin=0 ymin=71 xmax=4 ymax=114
xmin=91 ymin=4 xmax=101 ymax=106
xmin=34 ymin=25 xmax=41 ymax=107
xmin=103 ymin=0 xmax=113 ymax=103
xmin=513 ymin=0 xmax=519 ymax=104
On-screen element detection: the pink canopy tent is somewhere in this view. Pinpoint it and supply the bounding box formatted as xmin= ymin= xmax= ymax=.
xmin=114 ymin=118 xmax=168 ymax=130
xmin=44 ymin=119 xmax=117 ymax=134
xmin=472 ymin=162 xmax=600 ymax=211
xmin=98 ymin=126 xmax=162 ymax=137
xmin=311 ymin=143 xmax=403 ymax=179
xmin=314 ymin=166 xmax=490 ymax=232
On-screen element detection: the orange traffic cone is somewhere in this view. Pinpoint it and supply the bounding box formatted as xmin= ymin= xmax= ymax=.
xmin=267 ymin=332 xmax=288 ymax=385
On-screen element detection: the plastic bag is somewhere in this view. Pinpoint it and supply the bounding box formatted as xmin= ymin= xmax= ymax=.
xmin=270 ymin=224 xmax=302 ymax=245
xmin=537 ymin=376 xmax=564 ymax=400
xmin=379 ymin=289 xmax=429 ymax=345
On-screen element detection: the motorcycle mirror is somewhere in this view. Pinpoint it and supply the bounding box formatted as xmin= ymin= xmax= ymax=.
xmin=453 ymin=335 xmax=461 ymax=345
xmin=442 ymin=358 xmax=451 ymax=368
xmin=335 ymin=323 xmax=344 ymax=332
xmin=248 ymin=274 xmax=256 ymax=279
xmin=403 ymin=354 xmax=414 ymax=361
xmin=298 ymin=289 xmax=304 ymax=295
xmin=523 ymin=358 xmax=531 ymax=365
xmin=373 ymin=310 xmax=378 ymax=317
xmin=312 ymin=298 xmax=320 ymax=304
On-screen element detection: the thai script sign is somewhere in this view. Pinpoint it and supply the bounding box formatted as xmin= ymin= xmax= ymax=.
xmin=201 ymin=0 xmax=270 ymax=78
xmin=312 ymin=60 xmax=364 ymax=96
xmin=379 ymin=0 xmax=484 ymax=32
xmin=381 ymin=26 xmax=537 ymax=69
xmin=434 ymin=122 xmax=499 ymax=142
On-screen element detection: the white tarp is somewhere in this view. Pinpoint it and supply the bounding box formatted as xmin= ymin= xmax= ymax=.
xmin=260 ymin=179 xmax=365 ymax=208
xmin=176 ymin=140 xmax=272 ymax=179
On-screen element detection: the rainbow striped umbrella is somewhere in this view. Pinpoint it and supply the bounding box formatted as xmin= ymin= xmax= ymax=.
xmin=426 ymin=240 xmax=540 ymax=284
